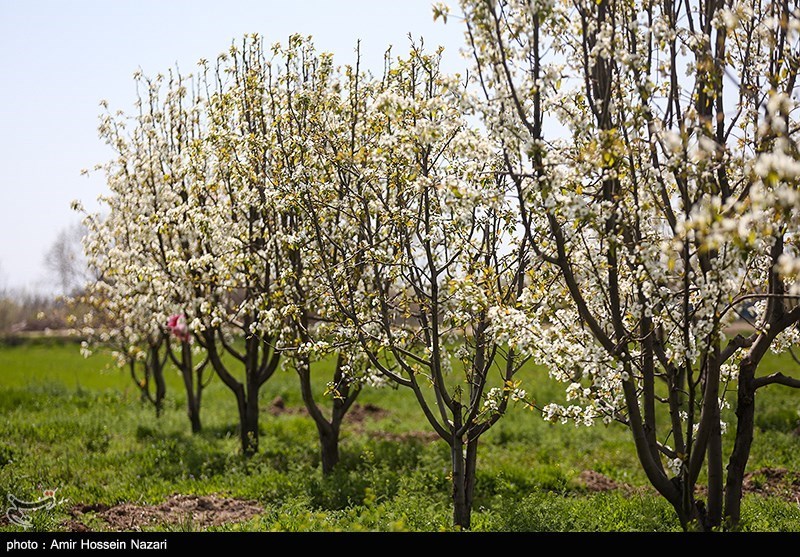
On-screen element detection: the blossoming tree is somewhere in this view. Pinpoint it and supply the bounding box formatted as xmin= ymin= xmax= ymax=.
xmin=190 ymin=36 xmax=369 ymax=460
xmin=458 ymin=0 xmax=800 ymax=530
xmin=258 ymin=36 xmax=374 ymax=474
xmin=80 ymin=69 xmax=212 ymax=433
xmin=305 ymin=43 xmax=533 ymax=528
xmin=74 ymin=278 xmax=169 ymax=417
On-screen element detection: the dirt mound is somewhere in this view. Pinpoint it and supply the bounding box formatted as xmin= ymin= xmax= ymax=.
xmin=67 ymin=494 xmax=262 ymax=531
xmin=578 ymin=470 xmax=632 ymax=493
xmin=64 ymin=519 xmax=90 ymax=532
xmin=346 ymin=403 xmax=389 ymax=423
xmin=266 ymin=398 xmax=390 ymax=425
xmin=73 ymin=502 xmax=110 ymax=514
xmin=368 ymin=430 xmax=439 ymax=443
xmin=743 ymin=467 xmax=800 ymax=501
xmin=266 ymin=396 xmax=308 ymax=417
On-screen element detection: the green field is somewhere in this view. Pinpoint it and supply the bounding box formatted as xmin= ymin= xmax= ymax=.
xmin=1 ymin=340 xmax=799 ymax=531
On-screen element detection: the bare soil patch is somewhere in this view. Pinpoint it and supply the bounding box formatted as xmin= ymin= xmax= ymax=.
xmin=66 ymin=494 xmax=262 ymax=532
xmin=367 ymin=430 xmax=440 ymax=443
xmin=346 ymin=403 xmax=390 ymax=423
xmin=579 ymin=467 xmax=800 ymax=504
xmin=743 ymin=467 xmax=800 ymax=501
xmin=578 ymin=470 xmax=635 ymax=494
xmin=266 ymin=396 xmax=309 ymax=417
xmin=266 ymin=397 xmax=390 ymax=425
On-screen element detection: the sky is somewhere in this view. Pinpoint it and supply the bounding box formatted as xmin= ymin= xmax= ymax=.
xmin=0 ymin=0 xmax=467 ymax=293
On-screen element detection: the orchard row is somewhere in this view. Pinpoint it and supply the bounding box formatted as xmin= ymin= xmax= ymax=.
xmin=75 ymin=0 xmax=800 ymax=531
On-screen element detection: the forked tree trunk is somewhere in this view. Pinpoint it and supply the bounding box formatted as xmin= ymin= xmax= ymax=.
xmin=171 ymin=340 xmax=204 ymax=433
xmin=669 ymin=487 xmax=710 ymax=532
xmin=202 ymin=330 xmax=269 ymax=458
xmin=131 ymin=359 xmax=151 ymax=405
xmin=133 ymin=344 xmax=167 ymax=417
xmin=297 ymin=353 xmax=358 ymax=475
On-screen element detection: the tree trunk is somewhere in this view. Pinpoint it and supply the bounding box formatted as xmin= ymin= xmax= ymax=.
xmin=706 ymin=423 xmax=723 ymax=528
xmin=153 ymin=358 xmax=166 ymax=418
xmin=236 ymin=398 xmax=259 ymax=457
xmin=203 ymin=330 xmax=260 ymax=457
xmin=239 ymin=380 xmax=260 ymax=458
xmin=188 ymin=407 xmax=201 ymax=434
xmin=465 ymin=436 xmax=478 ymax=521
xmin=724 ymin=360 xmax=756 ymax=527
xmin=180 ymin=343 xmax=202 ymax=434
xmin=297 ymin=353 xmax=356 ymax=475
xmin=706 ymin=346 xmax=723 ymax=528
xmin=320 ymin=426 xmax=340 ymax=475
xmin=180 ymin=375 xmax=202 ymax=433
xmin=670 ymin=489 xmax=710 ymax=532
xmin=451 ymin=437 xmax=468 ymax=529
xmin=194 ymin=368 xmax=205 ymax=432
xmin=451 ymin=434 xmax=478 ymax=529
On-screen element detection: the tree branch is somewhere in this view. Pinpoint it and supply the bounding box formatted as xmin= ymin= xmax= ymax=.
xmin=753 ymin=372 xmax=800 ymax=390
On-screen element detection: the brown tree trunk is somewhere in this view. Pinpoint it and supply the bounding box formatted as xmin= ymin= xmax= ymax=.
xmin=153 ymin=358 xmax=166 ymax=418
xmin=451 ymin=437 xmax=469 ymax=529
xmin=465 ymin=437 xmax=478 ymax=523
xmin=670 ymin=500 xmax=690 ymax=531
xmin=320 ymin=425 xmax=340 ymax=475
xmin=671 ymin=492 xmax=709 ymax=532
xmin=186 ymin=395 xmax=201 ymax=434
xmin=180 ymin=343 xmax=202 ymax=434
xmin=239 ymin=376 xmax=260 ymax=457
xmin=297 ymin=353 xmax=357 ymax=475
xmin=194 ymin=368 xmax=205 ymax=431
xmin=706 ymin=422 xmax=723 ymax=528
xmin=203 ymin=330 xmax=261 ymax=457
xmin=706 ymin=346 xmax=723 ymax=528
xmin=147 ymin=343 xmax=167 ymax=418
xmin=131 ymin=359 xmax=151 ymax=405
xmin=724 ymin=360 xmax=756 ymax=527
xmin=237 ymin=397 xmax=259 ymax=457
xmin=451 ymin=433 xmax=478 ymax=529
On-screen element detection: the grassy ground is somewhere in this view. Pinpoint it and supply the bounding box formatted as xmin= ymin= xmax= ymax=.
xmin=0 ymin=340 xmax=799 ymax=531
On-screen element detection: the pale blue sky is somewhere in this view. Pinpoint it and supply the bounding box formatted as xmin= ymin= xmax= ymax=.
xmin=0 ymin=0 xmax=466 ymax=292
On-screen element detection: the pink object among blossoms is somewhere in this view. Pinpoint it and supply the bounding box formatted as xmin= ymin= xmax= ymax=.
xmin=167 ymin=314 xmax=190 ymax=342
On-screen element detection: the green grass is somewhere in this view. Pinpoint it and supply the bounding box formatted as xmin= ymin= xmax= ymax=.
xmin=0 ymin=340 xmax=799 ymax=531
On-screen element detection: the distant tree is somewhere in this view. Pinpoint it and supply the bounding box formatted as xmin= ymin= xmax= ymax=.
xmin=0 ymin=263 xmax=12 ymax=332
xmin=75 ymin=279 xmax=169 ymax=417
xmin=0 ymin=263 xmax=18 ymax=333
xmin=44 ymin=223 xmax=90 ymax=296
xmin=78 ymin=67 xmax=213 ymax=433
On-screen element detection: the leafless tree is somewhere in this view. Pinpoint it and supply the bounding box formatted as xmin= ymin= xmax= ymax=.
xmin=44 ymin=223 xmax=91 ymax=296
